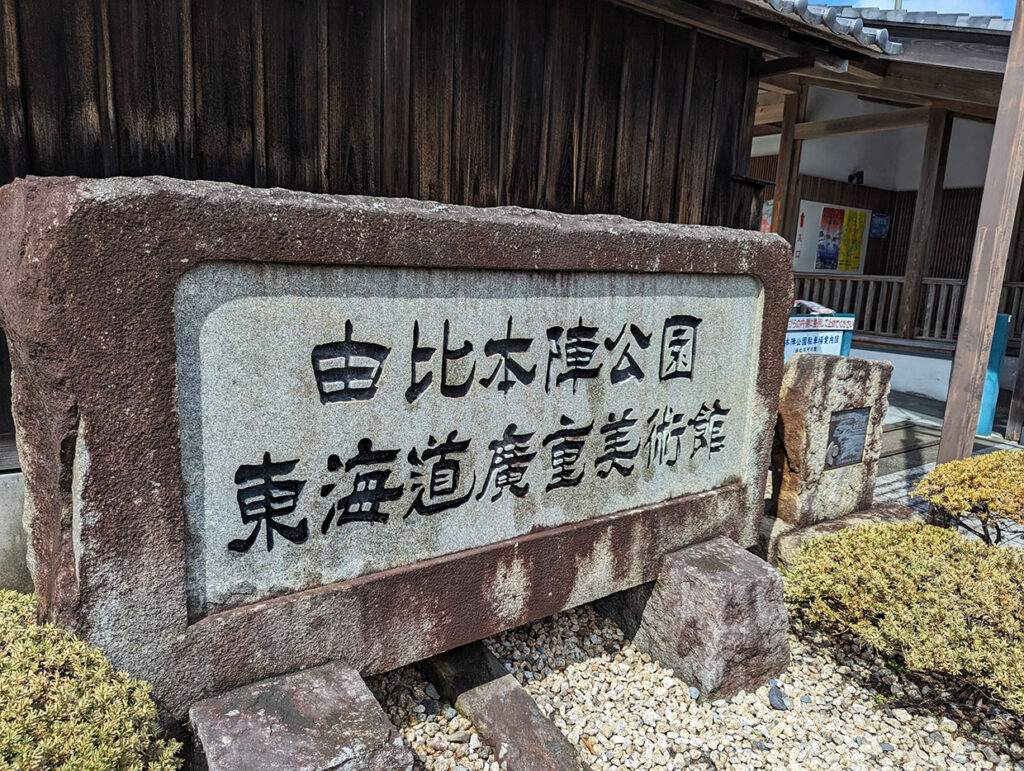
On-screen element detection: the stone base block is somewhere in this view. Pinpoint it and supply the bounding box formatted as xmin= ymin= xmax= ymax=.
xmin=0 ymin=472 xmax=30 ymax=592
xmin=597 ymin=536 xmax=789 ymax=698
xmin=424 ymin=642 xmax=587 ymax=770
xmin=189 ymin=660 xmax=413 ymax=771
xmin=769 ymin=504 xmax=924 ymax=572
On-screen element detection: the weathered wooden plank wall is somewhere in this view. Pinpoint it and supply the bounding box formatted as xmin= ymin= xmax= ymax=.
xmin=0 ymin=0 xmax=758 ymax=227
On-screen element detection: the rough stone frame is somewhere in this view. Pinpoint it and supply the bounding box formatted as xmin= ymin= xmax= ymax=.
xmin=0 ymin=176 xmax=792 ymax=720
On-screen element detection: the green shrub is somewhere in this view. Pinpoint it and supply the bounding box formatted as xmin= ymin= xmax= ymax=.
xmin=913 ymin=449 xmax=1024 ymax=544
xmin=0 ymin=591 xmax=181 ymax=770
xmin=784 ymin=523 xmax=1024 ymax=718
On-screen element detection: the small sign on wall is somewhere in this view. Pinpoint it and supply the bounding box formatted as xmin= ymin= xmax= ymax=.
xmin=793 ymin=201 xmax=870 ymax=275
xmin=869 ymin=212 xmax=891 ymax=239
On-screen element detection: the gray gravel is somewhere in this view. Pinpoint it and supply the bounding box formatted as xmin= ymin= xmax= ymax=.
xmin=368 ymin=604 xmax=1024 ymax=770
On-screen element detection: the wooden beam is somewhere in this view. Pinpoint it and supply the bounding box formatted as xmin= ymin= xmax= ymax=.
xmin=755 ymin=92 xmax=786 ymax=125
xmin=788 ymin=64 xmax=1002 ymax=109
xmin=611 ymin=0 xmax=808 ymax=58
xmin=764 ymin=72 xmax=998 ymax=121
xmin=939 ymin=1 xmax=1024 ymax=463
xmin=753 ymin=123 xmax=782 ymax=137
xmin=759 ymin=79 xmax=797 ymax=95
xmin=756 ymin=55 xmax=815 ymax=79
xmin=897 ymin=109 xmax=953 ymax=339
xmin=793 ymin=106 xmax=931 ymax=140
xmin=772 ymin=86 xmax=806 ymax=243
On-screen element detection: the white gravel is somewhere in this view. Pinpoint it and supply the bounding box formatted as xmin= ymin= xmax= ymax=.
xmin=368 ymin=604 xmax=1024 ymax=770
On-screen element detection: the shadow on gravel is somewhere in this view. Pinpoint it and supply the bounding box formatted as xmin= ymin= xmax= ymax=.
xmin=789 ymin=615 xmax=1024 ymax=764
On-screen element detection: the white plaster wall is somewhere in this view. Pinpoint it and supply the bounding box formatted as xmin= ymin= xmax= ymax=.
xmin=852 ymin=347 xmax=953 ymax=401
xmin=850 ymin=348 xmax=1017 ymax=402
xmin=0 ymin=472 xmax=30 ymax=593
xmin=752 ymin=88 xmax=994 ymax=191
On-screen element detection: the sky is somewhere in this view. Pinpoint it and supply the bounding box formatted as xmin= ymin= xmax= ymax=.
xmin=828 ymin=0 xmax=1015 ymax=18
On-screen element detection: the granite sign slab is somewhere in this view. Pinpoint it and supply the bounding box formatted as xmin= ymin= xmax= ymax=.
xmin=0 ymin=176 xmax=790 ymax=721
xmin=178 ymin=265 xmax=761 ymax=616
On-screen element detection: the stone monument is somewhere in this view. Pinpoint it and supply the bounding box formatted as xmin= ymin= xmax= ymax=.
xmin=762 ymin=352 xmax=922 ymax=567
xmin=772 ymin=353 xmax=893 ymax=526
xmin=0 ymin=176 xmax=791 ymax=723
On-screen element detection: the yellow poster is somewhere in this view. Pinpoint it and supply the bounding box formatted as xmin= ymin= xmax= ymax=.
xmin=838 ymin=209 xmax=867 ymax=271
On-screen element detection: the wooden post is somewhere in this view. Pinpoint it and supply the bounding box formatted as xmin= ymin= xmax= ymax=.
xmin=772 ymin=85 xmax=806 ymax=243
xmin=1009 ymin=344 xmax=1024 ymax=442
xmin=896 ymin=108 xmax=952 ymax=339
xmin=938 ymin=0 xmax=1024 ymax=463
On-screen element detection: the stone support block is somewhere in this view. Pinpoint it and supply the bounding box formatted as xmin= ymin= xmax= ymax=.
xmin=189 ymin=660 xmax=412 ymax=771
xmin=0 ymin=472 xmax=30 ymax=592
xmin=769 ymin=504 xmax=924 ymax=572
xmin=424 ymin=642 xmax=588 ymax=770
xmin=596 ymin=536 xmax=789 ymax=698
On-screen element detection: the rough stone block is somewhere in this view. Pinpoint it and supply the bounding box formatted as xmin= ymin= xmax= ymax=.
xmin=424 ymin=642 xmax=587 ymax=771
xmin=0 ymin=472 xmax=30 ymax=592
xmin=597 ymin=536 xmax=789 ymax=698
xmin=189 ymin=660 xmax=412 ymax=771
xmin=772 ymin=504 xmax=924 ymax=572
xmin=773 ymin=353 xmax=893 ymax=526
xmin=755 ymin=512 xmax=795 ymax=566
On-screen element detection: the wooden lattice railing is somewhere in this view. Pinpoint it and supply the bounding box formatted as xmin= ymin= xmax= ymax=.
xmin=793 ymin=273 xmax=1024 ymax=349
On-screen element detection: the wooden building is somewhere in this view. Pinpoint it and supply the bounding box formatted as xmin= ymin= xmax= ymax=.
xmin=751 ymin=7 xmax=1021 ymax=367
xmin=0 ymin=0 xmax=910 ymax=469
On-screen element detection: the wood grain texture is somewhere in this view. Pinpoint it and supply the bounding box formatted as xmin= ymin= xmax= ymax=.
xmin=897 ymin=108 xmax=952 ymax=339
xmin=941 ymin=2 xmax=1024 ymax=462
xmin=329 ymin=0 xmax=384 ymax=195
xmin=538 ymin=0 xmax=588 ymax=214
xmin=192 ymin=0 xmax=254 ymax=183
xmin=262 ymin=0 xmax=319 ymax=191
xmin=451 ymin=0 xmax=505 ymax=206
xmin=107 ymin=0 xmax=183 ymax=176
xmin=0 ymin=0 xmax=757 ymax=226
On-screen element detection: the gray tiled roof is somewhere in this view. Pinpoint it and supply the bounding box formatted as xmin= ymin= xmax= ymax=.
xmin=747 ymin=0 xmax=1011 ymax=57
xmin=754 ymin=0 xmax=906 ymax=54
xmin=831 ymin=5 xmax=1013 ymax=30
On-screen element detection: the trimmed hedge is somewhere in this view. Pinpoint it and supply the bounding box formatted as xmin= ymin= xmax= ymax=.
xmin=0 ymin=591 xmax=181 ymax=769
xmin=914 ymin=449 xmax=1024 ymax=544
xmin=784 ymin=523 xmax=1024 ymax=718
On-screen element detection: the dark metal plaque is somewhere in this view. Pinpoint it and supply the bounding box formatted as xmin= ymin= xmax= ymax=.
xmin=825 ymin=407 xmax=870 ymax=469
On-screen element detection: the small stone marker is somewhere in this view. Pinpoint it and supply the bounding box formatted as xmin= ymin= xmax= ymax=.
xmin=0 ymin=176 xmax=790 ymax=721
xmin=424 ymin=642 xmax=588 ymax=770
xmin=773 ymin=354 xmax=893 ymax=526
xmin=597 ymin=536 xmax=789 ymax=698
xmin=189 ymin=660 xmax=412 ymax=770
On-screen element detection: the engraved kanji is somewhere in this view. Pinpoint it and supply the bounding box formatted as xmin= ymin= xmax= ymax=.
xmin=542 ymin=415 xmax=593 ymax=491
xmin=479 ymin=317 xmax=537 ymax=394
xmin=321 ymin=439 xmax=404 ymax=530
xmin=595 ymin=409 xmax=640 ymax=478
xmin=645 ymin=406 xmax=687 ymax=467
xmin=604 ymin=324 xmax=652 ymax=384
xmin=659 ymin=315 xmax=701 ymax=381
xmin=477 ymin=423 xmax=537 ymax=502
xmin=312 ymin=320 xmax=390 ymax=403
xmin=229 ymin=453 xmax=308 ymax=553
xmin=545 ymin=317 xmax=602 ymax=393
xmin=405 ymin=430 xmax=476 ymax=517
xmin=688 ymin=400 xmax=730 ymax=458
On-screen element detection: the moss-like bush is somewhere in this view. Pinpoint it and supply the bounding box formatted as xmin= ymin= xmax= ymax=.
xmin=784 ymin=523 xmax=1024 ymax=718
xmin=914 ymin=449 xmax=1024 ymax=544
xmin=0 ymin=591 xmax=181 ymax=770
